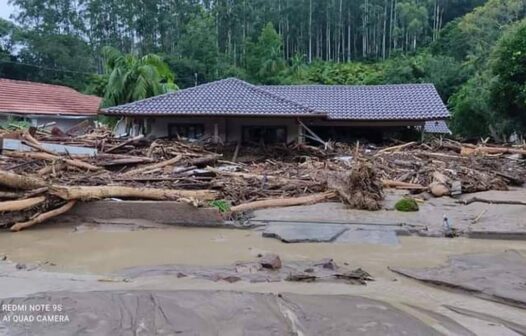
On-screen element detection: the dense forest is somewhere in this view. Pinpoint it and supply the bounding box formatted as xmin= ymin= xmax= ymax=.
xmin=0 ymin=0 xmax=525 ymax=139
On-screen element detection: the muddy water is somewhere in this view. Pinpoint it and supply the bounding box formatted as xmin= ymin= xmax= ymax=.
xmin=1 ymin=224 xmax=526 ymax=334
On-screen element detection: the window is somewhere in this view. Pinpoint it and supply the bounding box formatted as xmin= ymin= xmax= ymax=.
xmin=168 ymin=123 xmax=205 ymax=140
xmin=242 ymin=126 xmax=287 ymax=144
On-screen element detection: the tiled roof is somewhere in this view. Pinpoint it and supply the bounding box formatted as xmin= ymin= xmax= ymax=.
xmin=103 ymin=78 xmax=450 ymax=121
xmin=263 ymin=84 xmax=449 ymax=120
xmin=104 ymin=78 xmax=316 ymax=116
xmin=423 ymin=120 xmax=452 ymax=134
xmin=0 ymin=78 xmax=101 ymax=117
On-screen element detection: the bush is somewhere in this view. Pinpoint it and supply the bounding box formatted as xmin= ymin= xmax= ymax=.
xmin=394 ymin=197 xmax=419 ymax=212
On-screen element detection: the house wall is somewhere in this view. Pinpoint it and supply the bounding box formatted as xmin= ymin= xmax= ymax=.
xmin=30 ymin=116 xmax=94 ymax=131
xmin=145 ymin=116 xmax=300 ymax=143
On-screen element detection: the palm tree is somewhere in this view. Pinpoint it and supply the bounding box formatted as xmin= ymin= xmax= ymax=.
xmin=101 ymin=46 xmax=178 ymax=107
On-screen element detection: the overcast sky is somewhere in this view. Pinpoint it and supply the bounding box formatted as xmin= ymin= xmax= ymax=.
xmin=0 ymin=0 xmax=14 ymax=21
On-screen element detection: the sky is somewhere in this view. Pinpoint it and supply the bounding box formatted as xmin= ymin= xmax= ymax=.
xmin=0 ymin=0 xmax=14 ymax=21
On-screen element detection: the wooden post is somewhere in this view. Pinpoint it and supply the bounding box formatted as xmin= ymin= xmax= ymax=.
xmin=214 ymin=123 xmax=219 ymax=144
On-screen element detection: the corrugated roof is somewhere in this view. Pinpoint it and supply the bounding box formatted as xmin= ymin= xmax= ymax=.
xmin=103 ymin=78 xmax=450 ymax=121
xmin=0 ymin=78 xmax=101 ymax=117
xmin=105 ymin=78 xmax=316 ymax=116
xmin=423 ymin=120 xmax=452 ymax=134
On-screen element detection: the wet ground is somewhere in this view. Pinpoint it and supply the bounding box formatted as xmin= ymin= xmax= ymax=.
xmin=0 ymin=222 xmax=526 ymax=335
xmin=252 ymin=188 xmax=526 ymax=240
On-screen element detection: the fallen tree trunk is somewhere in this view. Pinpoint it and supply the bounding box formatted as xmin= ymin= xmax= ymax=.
xmin=0 ymin=196 xmax=46 ymax=212
xmin=104 ymin=135 xmax=144 ymax=153
xmin=0 ymin=170 xmax=47 ymax=190
xmin=4 ymin=151 xmax=101 ymax=171
xmin=459 ymin=197 xmax=526 ymax=206
xmin=230 ymin=191 xmax=337 ymax=213
xmin=50 ymin=185 xmax=218 ymax=201
xmin=207 ymin=166 xmax=306 ymax=185
xmin=123 ymin=154 xmax=183 ymax=176
xmin=10 ymin=200 xmax=77 ymax=232
xmin=461 ymin=146 xmax=526 ymax=156
xmin=376 ymin=141 xmax=417 ymax=155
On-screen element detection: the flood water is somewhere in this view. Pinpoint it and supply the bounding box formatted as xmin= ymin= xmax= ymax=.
xmin=1 ymin=224 xmax=526 ymax=335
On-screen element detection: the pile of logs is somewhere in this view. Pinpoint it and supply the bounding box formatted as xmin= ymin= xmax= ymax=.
xmin=0 ymin=126 xmax=525 ymax=231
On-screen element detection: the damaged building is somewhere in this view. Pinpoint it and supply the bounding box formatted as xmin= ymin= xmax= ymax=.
xmin=103 ymin=78 xmax=451 ymax=143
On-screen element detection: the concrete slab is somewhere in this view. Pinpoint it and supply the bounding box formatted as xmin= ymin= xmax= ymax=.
xmin=391 ymin=250 xmax=526 ymax=309
xmin=262 ymin=223 xmax=347 ymax=243
xmin=53 ymin=200 xmax=225 ymax=227
xmin=334 ymin=229 xmax=399 ymax=245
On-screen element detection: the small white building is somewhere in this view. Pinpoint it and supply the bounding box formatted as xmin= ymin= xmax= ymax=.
xmin=0 ymin=78 xmax=101 ymax=131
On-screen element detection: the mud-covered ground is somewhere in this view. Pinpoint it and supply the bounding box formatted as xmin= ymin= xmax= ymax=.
xmin=0 ymin=220 xmax=525 ymax=335
xmin=0 ymin=188 xmax=525 ymax=334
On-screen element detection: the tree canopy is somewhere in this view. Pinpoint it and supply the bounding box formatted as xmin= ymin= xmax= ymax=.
xmin=1 ymin=0 xmax=525 ymax=138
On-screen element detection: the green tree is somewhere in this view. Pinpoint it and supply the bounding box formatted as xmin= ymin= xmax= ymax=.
xmin=449 ymin=72 xmax=497 ymax=138
xmin=100 ymin=46 xmax=178 ymax=107
xmin=490 ymin=19 xmax=526 ymax=133
xmin=246 ymin=23 xmax=285 ymax=83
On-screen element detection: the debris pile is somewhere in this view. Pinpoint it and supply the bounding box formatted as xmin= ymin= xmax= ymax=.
xmin=0 ymin=125 xmax=525 ymax=231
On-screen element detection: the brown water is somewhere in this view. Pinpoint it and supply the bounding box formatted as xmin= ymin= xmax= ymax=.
xmin=1 ymin=224 xmax=526 ymax=335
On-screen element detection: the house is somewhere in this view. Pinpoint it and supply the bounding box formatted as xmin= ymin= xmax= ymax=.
xmin=0 ymin=78 xmax=101 ymax=131
xmin=102 ymin=78 xmax=450 ymax=143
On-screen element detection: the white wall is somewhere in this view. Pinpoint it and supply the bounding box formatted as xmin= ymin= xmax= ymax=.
xmin=31 ymin=116 xmax=95 ymax=131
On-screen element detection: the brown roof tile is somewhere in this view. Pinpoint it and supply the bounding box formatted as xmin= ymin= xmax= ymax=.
xmin=0 ymin=78 xmax=101 ymax=116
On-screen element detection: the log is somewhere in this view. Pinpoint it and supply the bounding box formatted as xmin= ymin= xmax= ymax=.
xmin=461 ymin=146 xmax=526 ymax=156
xmin=0 ymin=170 xmax=47 ymax=190
xmin=22 ymin=131 xmax=56 ymax=155
xmin=37 ymin=162 xmax=67 ymax=175
xmin=104 ymin=134 xmax=144 ymax=153
xmin=187 ymin=154 xmax=222 ymax=167
xmin=123 ymin=154 xmax=183 ymax=175
xmin=459 ymin=197 xmax=526 ymax=206
xmin=4 ymin=151 xmax=101 ymax=171
xmin=376 ymin=141 xmax=417 ymax=155
xmin=0 ymin=196 xmax=46 ymax=212
xmin=50 ymin=185 xmax=218 ymax=201
xmin=10 ymin=200 xmax=77 ymax=232
xmin=207 ymin=166 xmax=305 ymax=185
xmin=0 ymin=191 xmax=24 ymax=199
xmin=230 ymin=191 xmax=337 ymax=213
xmin=381 ymin=179 xmax=426 ymax=189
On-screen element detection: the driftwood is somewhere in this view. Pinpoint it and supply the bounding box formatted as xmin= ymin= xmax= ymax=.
xmin=104 ymin=134 xmax=144 ymax=153
xmin=50 ymin=185 xmax=218 ymax=201
xmin=4 ymin=151 xmax=101 ymax=171
xmin=461 ymin=146 xmax=526 ymax=156
xmin=459 ymin=197 xmax=526 ymax=206
xmin=123 ymin=154 xmax=183 ymax=176
xmin=0 ymin=170 xmax=47 ymax=190
xmin=376 ymin=141 xmax=417 ymax=154
xmin=10 ymin=200 xmax=77 ymax=232
xmin=0 ymin=196 xmax=46 ymax=212
xmin=230 ymin=191 xmax=336 ymax=213
xmin=207 ymin=166 xmax=305 ymax=185
xmin=382 ymin=179 xmax=426 ymax=190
